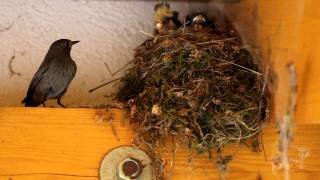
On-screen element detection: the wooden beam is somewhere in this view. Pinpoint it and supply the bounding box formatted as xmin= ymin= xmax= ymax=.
xmin=0 ymin=107 xmax=319 ymax=179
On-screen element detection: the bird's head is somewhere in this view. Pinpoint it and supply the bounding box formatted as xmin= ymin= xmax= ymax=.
xmin=154 ymin=2 xmax=170 ymax=11
xmin=49 ymin=39 xmax=80 ymax=55
xmin=192 ymin=14 xmax=206 ymax=25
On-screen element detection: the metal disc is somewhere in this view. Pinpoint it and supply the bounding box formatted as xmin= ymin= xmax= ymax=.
xmin=100 ymin=146 xmax=154 ymax=180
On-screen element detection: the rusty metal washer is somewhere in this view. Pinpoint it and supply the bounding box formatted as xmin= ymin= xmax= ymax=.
xmin=100 ymin=146 xmax=154 ymax=180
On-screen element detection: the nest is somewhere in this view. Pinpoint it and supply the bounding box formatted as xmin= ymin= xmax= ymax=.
xmin=116 ymin=22 xmax=268 ymax=174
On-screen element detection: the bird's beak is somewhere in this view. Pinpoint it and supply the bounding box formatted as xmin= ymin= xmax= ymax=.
xmin=71 ymin=41 xmax=80 ymax=45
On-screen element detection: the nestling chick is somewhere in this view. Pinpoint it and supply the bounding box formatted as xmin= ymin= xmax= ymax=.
xmin=186 ymin=13 xmax=213 ymax=31
xmin=154 ymin=2 xmax=182 ymax=35
xmin=22 ymin=39 xmax=79 ymax=107
xmin=192 ymin=14 xmax=206 ymax=31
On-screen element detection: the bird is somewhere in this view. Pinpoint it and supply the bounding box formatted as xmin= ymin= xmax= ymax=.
xmin=22 ymin=39 xmax=79 ymax=107
xmin=153 ymin=2 xmax=182 ymax=35
xmin=191 ymin=14 xmax=207 ymax=31
xmin=186 ymin=13 xmax=213 ymax=30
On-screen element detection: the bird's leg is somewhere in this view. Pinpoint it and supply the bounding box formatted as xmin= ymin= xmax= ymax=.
xmin=42 ymin=102 xmax=46 ymax=107
xmin=57 ymin=97 xmax=66 ymax=108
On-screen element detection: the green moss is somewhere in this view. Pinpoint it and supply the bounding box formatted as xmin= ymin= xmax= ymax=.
xmin=117 ymin=25 xmax=267 ymax=157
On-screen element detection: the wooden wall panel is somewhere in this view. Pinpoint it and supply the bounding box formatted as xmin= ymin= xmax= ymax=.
xmin=220 ymin=0 xmax=320 ymax=123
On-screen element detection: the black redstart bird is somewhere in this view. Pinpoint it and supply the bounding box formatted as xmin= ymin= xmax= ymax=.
xmin=22 ymin=39 xmax=79 ymax=107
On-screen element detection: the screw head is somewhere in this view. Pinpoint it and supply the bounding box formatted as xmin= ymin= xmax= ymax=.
xmin=119 ymin=158 xmax=142 ymax=179
xmin=100 ymin=146 xmax=154 ymax=180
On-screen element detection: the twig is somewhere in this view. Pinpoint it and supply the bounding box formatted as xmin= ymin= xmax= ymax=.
xmin=261 ymin=65 xmax=269 ymax=96
xmin=213 ymin=57 xmax=263 ymax=76
xmin=258 ymin=64 xmax=269 ymax=119
xmin=182 ymin=17 xmax=186 ymax=34
xmin=196 ymin=38 xmax=237 ymax=45
xmin=89 ymin=77 xmax=122 ymax=93
xmin=139 ymin=30 xmax=155 ymax=38
xmin=109 ymin=59 xmax=135 ymax=76
xmin=104 ymin=62 xmax=113 ymax=76
xmin=238 ymin=107 xmax=259 ymax=113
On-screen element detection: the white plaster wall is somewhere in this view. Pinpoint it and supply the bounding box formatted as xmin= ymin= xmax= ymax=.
xmin=0 ymin=0 xmax=209 ymax=107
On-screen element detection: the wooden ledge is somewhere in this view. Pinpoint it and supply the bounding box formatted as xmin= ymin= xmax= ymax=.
xmin=0 ymin=107 xmax=319 ymax=179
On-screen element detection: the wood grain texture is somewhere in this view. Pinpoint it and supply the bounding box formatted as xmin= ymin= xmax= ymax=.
xmin=0 ymin=107 xmax=319 ymax=180
xmin=219 ymin=0 xmax=320 ymax=124
xmin=257 ymin=0 xmax=320 ymax=125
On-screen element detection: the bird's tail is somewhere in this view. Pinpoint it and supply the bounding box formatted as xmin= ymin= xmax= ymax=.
xmin=21 ymin=97 xmax=39 ymax=107
xmin=21 ymin=97 xmax=27 ymax=104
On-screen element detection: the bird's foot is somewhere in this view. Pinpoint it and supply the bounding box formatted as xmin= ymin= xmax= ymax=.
xmin=58 ymin=102 xmax=66 ymax=108
xmin=57 ymin=99 xmax=66 ymax=108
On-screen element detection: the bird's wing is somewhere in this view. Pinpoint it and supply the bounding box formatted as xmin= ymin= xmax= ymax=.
xmin=56 ymin=60 xmax=77 ymax=98
xmin=23 ymin=55 xmax=54 ymax=102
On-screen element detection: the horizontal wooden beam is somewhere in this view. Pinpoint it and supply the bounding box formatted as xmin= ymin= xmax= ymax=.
xmin=0 ymin=107 xmax=319 ymax=180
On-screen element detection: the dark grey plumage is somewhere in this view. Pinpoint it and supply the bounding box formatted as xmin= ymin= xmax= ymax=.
xmin=22 ymin=39 xmax=79 ymax=107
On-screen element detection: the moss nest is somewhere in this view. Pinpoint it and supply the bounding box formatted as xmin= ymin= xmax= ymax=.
xmin=116 ymin=17 xmax=268 ymax=175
